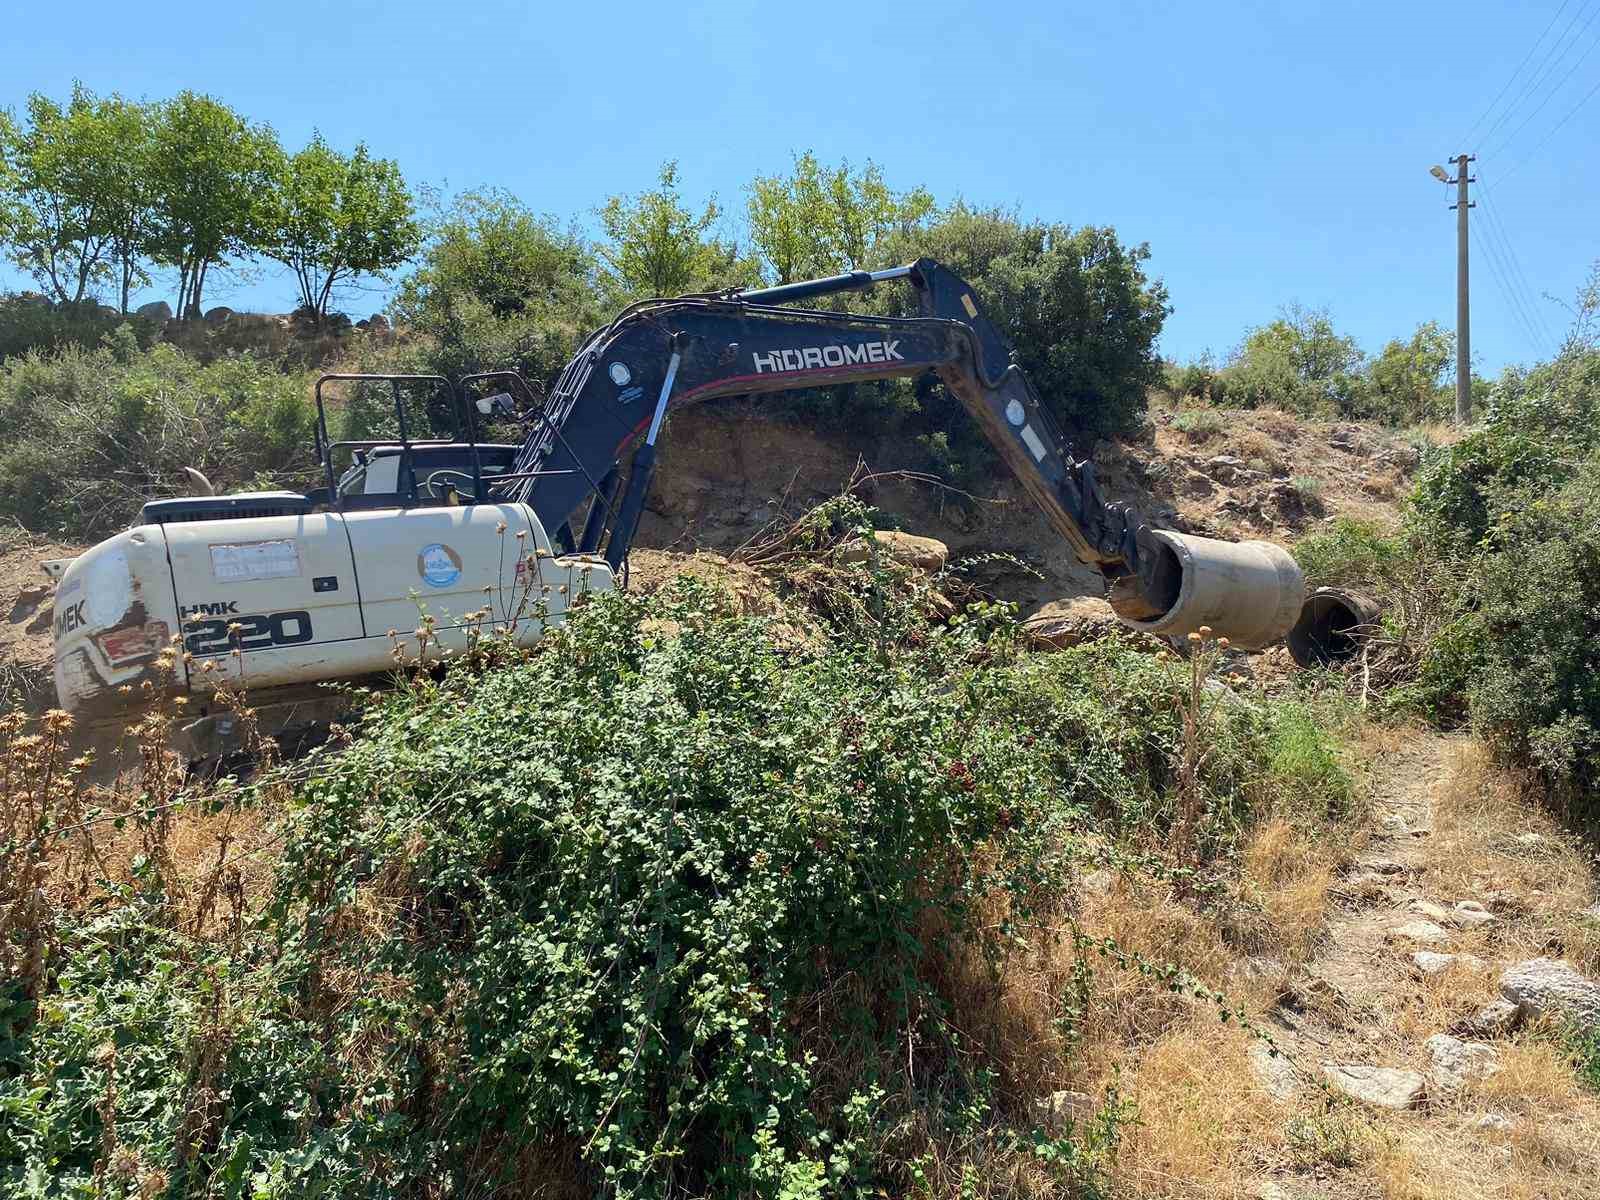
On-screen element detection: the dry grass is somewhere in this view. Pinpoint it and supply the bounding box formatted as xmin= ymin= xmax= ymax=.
xmin=1429 ymin=742 xmax=1600 ymax=974
xmin=1114 ymin=1023 xmax=1286 ymax=1195
xmin=1240 ymin=817 xmax=1341 ymax=961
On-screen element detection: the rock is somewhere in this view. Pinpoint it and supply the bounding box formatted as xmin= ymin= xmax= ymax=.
xmin=202 ymin=305 xmax=234 ymax=324
xmin=1499 ymin=958 xmax=1600 ymax=1032
xmin=1393 ymin=919 xmax=1453 ymax=945
xmin=1321 ymin=1063 xmax=1426 ymax=1109
xmin=1412 ymin=950 xmax=1486 ymax=976
xmin=1366 ymin=860 xmax=1408 ymax=875
xmin=1024 ymin=596 xmax=1121 ymax=650
xmin=1425 ymin=1034 xmax=1500 ymax=1089
xmin=1452 ymin=999 xmax=1522 ymax=1039
xmin=1204 ymin=454 xmax=1248 ymax=482
xmin=1031 ymin=1089 xmax=1096 ymax=1132
xmin=1475 ymin=1113 xmax=1514 ymax=1133
xmin=14 ymin=291 xmax=52 ymax=308
xmin=1452 ymin=900 xmax=1497 ymax=928
xmin=1328 ymin=426 xmax=1367 ymax=452
xmin=1343 ymin=871 xmax=1395 ymax=896
xmin=367 ymin=312 xmax=390 ymax=332
xmin=1250 ymin=1041 xmax=1299 ymax=1100
xmin=135 ymin=300 xmax=172 ymax=322
xmin=1409 ymin=899 xmax=1456 ymax=924
xmin=840 ymin=530 xmax=949 ymax=571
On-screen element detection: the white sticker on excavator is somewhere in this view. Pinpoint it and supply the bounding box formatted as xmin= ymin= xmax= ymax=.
xmin=1019 ymin=423 xmax=1049 ymax=462
xmin=209 ymin=539 xmax=302 ymax=583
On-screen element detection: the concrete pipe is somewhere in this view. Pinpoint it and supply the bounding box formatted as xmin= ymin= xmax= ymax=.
xmin=1112 ymin=530 xmax=1304 ymax=650
xmin=1287 ymin=587 xmax=1382 ymax=667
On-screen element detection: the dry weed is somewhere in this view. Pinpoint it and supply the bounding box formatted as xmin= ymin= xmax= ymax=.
xmin=1240 ymin=817 xmax=1339 ymax=962
xmin=1114 ymin=1022 xmax=1286 ymax=1195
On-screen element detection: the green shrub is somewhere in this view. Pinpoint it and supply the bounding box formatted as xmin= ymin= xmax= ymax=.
xmin=1410 ymin=349 xmax=1600 ymax=551
xmin=0 ymin=339 xmax=316 ymax=538
xmin=1260 ymin=702 xmax=1356 ymax=821
xmin=1168 ymin=356 xmax=1219 ymax=402
xmin=0 ymin=295 xmax=160 ymax=361
xmin=1292 ymin=518 xmax=1406 ymax=588
xmin=1463 ymin=459 xmax=1600 ymax=803
xmin=1172 ymin=407 xmax=1225 ymax=439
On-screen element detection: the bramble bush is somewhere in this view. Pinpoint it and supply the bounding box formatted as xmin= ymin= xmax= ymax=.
xmin=2 ymin=554 xmax=1350 ymax=1198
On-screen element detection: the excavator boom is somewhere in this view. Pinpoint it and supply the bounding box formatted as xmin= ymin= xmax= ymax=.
xmin=495 ymin=258 xmax=1303 ymax=648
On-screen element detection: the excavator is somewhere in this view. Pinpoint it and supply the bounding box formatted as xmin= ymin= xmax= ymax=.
xmin=49 ymin=258 xmax=1304 ymax=758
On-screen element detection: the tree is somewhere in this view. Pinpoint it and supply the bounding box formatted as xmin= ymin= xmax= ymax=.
xmin=1369 ymin=321 xmax=1454 ymax=424
xmin=394 ymin=189 xmax=594 ymax=324
xmin=390 ymin=190 xmax=600 ymax=385
xmin=877 ymin=205 xmax=1170 ymax=436
xmin=94 ymin=96 xmax=158 ymax=314
xmin=597 ymin=161 xmax=756 ymax=300
xmin=746 ymin=151 xmax=933 ymax=284
xmin=259 ymin=133 xmax=419 ymax=322
xmin=0 ymin=86 xmax=130 ymax=306
xmin=146 ymin=92 xmax=279 ymax=318
xmin=1222 ymin=305 xmax=1369 ymax=416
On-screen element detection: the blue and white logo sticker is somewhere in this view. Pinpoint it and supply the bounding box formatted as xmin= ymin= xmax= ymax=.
xmin=417 ymin=543 xmax=463 ymax=588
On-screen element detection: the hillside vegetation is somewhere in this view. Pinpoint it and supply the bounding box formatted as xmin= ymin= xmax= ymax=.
xmin=4 ymin=91 xmax=1600 ymax=1199
xmin=2 ymin=522 xmax=1363 ymax=1197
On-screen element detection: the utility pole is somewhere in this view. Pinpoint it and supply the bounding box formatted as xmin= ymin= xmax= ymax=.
xmin=1433 ymin=155 xmax=1476 ymax=423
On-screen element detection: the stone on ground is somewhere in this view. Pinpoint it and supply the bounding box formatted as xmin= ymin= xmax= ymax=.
xmin=1412 ymin=950 xmax=1485 ymax=976
xmin=1249 ymin=1041 xmax=1299 ymax=1100
xmin=840 ymin=530 xmax=948 ymax=571
xmin=1475 ymin=1113 xmax=1514 ymax=1133
xmin=1425 ymin=1033 xmax=1500 ymax=1089
xmin=1392 ymin=918 xmax=1453 ymax=945
xmin=1409 ymin=899 xmax=1455 ymax=924
xmin=1499 ymin=958 xmax=1600 ymax=1032
xmin=1451 ymin=899 xmax=1497 ymax=928
xmin=1452 ymin=999 xmax=1523 ymax=1039
xmin=1032 ymin=1089 xmax=1096 ymax=1132
xmin=1321 ymin=1063 xmax=1426 ymax=1109
xmin=1024 ymin=596 xmax=1121 ymax=650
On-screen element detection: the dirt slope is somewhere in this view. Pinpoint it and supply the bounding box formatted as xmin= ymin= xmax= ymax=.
xmin=0 ymin=533 xmax=80 ymax=711
xmin=635 ymin=400 xmax=1419 ymax=615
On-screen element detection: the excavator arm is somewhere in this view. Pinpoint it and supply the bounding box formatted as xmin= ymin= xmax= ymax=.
xmin=492 ymin=259 xmax=1303 ymax=648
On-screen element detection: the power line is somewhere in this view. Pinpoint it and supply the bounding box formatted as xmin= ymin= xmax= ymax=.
xmin=1483 ymin=6 xmax=1600 ymax=160
xmin=1481 ymin=0 xmax=1598 ymax=149
xmin=1476 ymin=182 xmax=1557 ymax=348
xmin=1470 ymin=211 xmax=1548 ymax=357
xmin=1498 ymin=71 xmax=1600 ymax=180
xmin=1464 ymin=0 xmax=1577 ymax=145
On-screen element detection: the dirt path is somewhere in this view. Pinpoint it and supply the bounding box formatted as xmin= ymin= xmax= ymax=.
xmin=1248 ymin=733 xmax=1600 ymax=1199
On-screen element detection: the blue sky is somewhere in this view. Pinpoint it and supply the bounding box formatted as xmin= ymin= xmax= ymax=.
xmin=4 ymin=0 xmax=1596 ymax=375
